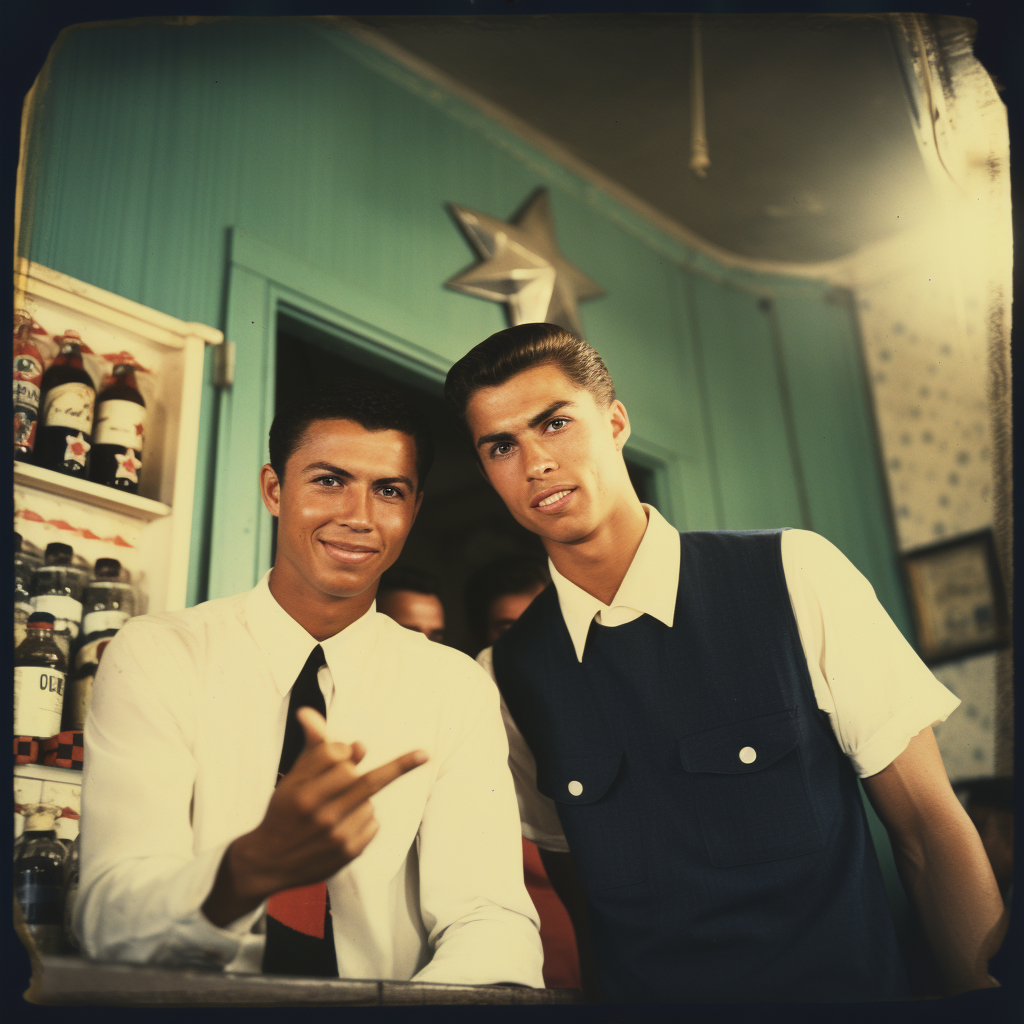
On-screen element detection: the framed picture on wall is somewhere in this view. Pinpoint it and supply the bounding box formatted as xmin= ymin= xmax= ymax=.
xmin=902 ymin=528 xmax=1011 ymax=665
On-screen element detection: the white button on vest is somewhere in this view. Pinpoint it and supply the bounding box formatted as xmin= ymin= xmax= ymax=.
xmin=739 ymin=746 xmax=757 ymax=764
xmin=568 ymin=780 xmax=584 ymax=796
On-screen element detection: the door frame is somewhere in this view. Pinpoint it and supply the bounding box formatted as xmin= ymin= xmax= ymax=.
xmin=203 ymin=227 xmax=675 ymax=601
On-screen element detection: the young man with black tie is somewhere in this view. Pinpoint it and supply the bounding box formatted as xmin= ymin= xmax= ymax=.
xmin=445 ymin=322 xmax=1007 ymax=1004
xmin=76 ymin=380 xmax=543 ymax=986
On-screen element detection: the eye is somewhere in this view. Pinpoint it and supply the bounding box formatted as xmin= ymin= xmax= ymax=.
xmin=315 ymin=475 xmax=342 ymax=487
xmin=489 ymin=442 xmax=514 ymax=459
xmin=379 ymin=485 xmax=405 ymax=499
xmin=546 ymin=417 xmax=569 ymax=432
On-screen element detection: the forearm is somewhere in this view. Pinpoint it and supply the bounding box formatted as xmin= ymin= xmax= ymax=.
xmin=890 ymin=809 xmax=1006 ymax=993
xmin=201 ymin=831 xmax=277 ymax=928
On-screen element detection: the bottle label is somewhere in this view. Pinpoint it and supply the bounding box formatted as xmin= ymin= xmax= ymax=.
xmin=82 ymin=610 xmax=128 ymax=637
xmin=43 ymin=382 xmax=95 ymax=433
xmin=15 ymin=884 xmax=64 ymax=925
xmin=14 ymin=665 xmax=66 ymax=737
xmin=13 ymin=378 xmax=40 ymax=409
xmin=94 ymin=399 xmax=146 ymax=453
xmin=31 ymin=594 xmax=83 ymax=638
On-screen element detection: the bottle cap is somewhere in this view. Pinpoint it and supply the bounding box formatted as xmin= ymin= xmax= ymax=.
xmin=22 ymin=806 xmax=59 ymax=833
xmin=94 ymin=558 xmax=122 ymax=579
xmin=44 ymin=542 xmax=73 ymax=565
xmin=62 ymin=330 xmax=82 ymax=341
xmin=27 ymin=612 xmax=56 ymax=629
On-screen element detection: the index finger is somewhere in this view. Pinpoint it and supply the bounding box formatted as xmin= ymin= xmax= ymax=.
xmin=339 ymin=749 xmax=429 ymax=809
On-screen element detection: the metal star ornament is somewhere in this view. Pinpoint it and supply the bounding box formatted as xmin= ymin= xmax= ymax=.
xmin=445 ymin=188 xmax=604 ymax=337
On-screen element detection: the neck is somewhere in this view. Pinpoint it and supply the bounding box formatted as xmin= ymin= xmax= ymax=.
xmin=544 ymin=497 xmax=649 ymax=605
xmin=268 ymin=564 xmax=377 ymax=642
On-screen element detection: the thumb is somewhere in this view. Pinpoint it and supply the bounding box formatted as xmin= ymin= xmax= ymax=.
xmin=296 ymin=706 xmax=330 ymax=750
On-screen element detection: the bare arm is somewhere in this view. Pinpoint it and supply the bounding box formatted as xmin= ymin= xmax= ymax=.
xmin=861 ymin=726 xmax=1008 ymax=995
xmin=537 ymin=848 xmax=604 ymax=1002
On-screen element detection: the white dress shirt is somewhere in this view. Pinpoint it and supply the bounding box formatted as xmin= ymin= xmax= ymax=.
xmin=478 ymin=505 xmax=961 ymax=853
xmin=77 ymin=571 xmax=544 ymax=986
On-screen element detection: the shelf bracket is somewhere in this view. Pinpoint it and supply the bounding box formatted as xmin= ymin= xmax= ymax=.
xmin=214 ymin=340 xmax=236 ymax=388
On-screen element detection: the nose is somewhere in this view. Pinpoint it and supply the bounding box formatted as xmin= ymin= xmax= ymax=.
xmin=522 ymin=437 xmax=558 ymax=479
xmin=334 ymin=483 xmax=374 ymax=532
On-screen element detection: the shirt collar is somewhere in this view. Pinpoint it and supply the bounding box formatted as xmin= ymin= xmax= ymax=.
xmin=548 ymin=504 xmax=681 ymax=662
xmin=242 ymin=570 xmax=380 ymax=697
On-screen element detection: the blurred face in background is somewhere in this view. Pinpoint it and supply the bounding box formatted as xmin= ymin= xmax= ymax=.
xmin=378 ymin=588 xmax=446 ymax=644
xmin=484 ymin=582 xmax=546 ymax=648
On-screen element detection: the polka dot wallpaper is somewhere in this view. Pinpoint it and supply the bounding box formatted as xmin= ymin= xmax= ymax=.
xmin=855 ymin=260 xmax=1002 ymax=782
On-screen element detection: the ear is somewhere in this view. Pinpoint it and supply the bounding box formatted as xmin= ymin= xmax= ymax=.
xmin=608 ymin=400 xmax=631 ymax=451
xmin=260 ymin=463 xmax=282 ymax=518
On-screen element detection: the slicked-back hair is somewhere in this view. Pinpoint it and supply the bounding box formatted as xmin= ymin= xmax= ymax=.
xmin=463 ymin=556 xmax=550 ymax=645
xmin=269 ymin=379 xmax=434 ymax=490
xmin=444 ymin=323 xmax=616 ymax=429
xmin=377 ymin=565 xmax=442 ymax=599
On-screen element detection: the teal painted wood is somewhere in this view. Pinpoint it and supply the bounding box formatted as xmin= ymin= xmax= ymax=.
xmin=21 ymin=17 xmax=901 ymax=628
xmin=686 ymin=275 xmax=807 ymax=530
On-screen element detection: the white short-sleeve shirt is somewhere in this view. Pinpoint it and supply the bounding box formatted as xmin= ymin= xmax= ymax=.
xmin=78 ymin=571 xmax=543 ymax=985
xmin=477 ymin=506 xmax=960 ymax=853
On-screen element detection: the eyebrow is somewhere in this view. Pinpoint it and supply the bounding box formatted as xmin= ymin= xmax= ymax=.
xmin=303 ymin=462 xmax=415 ymax=490
xmin=475 ymin=400 xmax=576 ymax=450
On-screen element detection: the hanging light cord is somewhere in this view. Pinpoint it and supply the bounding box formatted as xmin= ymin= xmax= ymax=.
xmin=690 ymin=14 xmax=710 ymax=178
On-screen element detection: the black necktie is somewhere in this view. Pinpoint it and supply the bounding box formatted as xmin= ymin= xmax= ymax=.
xmin=262 ymin=644 xmax=339 ymax=977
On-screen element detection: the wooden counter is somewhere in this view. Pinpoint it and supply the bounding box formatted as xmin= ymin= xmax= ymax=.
xmin=26 ymin=955 xmax=583 ymax=1006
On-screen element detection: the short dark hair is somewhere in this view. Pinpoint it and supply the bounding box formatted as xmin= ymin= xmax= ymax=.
xmin=378 ymin=565 xmax=441 ymax=599
xmin=269 ymin=379 xmax=434 ymax=490
xmin=444 ymin=322 xmax=616 ymax=428
xmin=463 ymin=556 xmax=550 ymax=643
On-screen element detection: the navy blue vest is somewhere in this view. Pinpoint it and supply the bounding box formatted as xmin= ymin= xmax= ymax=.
xmin=493 ymin=529 xmax=910 ymax=1003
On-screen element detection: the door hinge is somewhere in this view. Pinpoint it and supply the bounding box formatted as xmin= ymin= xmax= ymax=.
xmin=214 ymin=340 xmax=236 ymax=388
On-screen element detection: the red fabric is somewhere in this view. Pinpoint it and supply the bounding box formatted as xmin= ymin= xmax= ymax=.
xmin=522 ymin=837 xmax=582 ymax=990
xmin=267 ymin=881 xmax=328 ymax=939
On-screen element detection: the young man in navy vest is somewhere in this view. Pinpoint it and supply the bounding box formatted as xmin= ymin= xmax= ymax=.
xmin=444 ymin=322 xmax=1007 ymax=1004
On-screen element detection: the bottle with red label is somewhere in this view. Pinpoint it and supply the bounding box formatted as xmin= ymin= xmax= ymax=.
xmin=90 ymin=362 xmax=146 ymax=493
xmin=13 ymin=309 xmax=45 ymax=461
xmin=35 ymin=332 xmax=96 ymax=478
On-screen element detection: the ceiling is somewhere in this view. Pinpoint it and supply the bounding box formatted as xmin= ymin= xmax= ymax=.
xmin=352 ymin=13 xmax=939 ymax=265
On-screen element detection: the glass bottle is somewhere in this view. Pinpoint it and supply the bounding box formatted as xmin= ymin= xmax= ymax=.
xmin=14 ymin=612 xmax=68 ymax=743
xmin=14 ymin=532 xmax=40 ymax=648
xmin=29 ymin=543 xmax=88 ymax=662
xmin=35 ymin=333 xmax=96 ymax=478
xmin=63 ymin=834 xmax=81 ymax=952
xmin=81 ymin=558 xmax=135 ymax=640
xmin=14 ymin=806 xmax=68 ymax=955
xmin=13 ymin=309 xmax=45 ymax=461
xmin=90 ymin=362 xmax=146 ymax=493
xmin=64 ymin=634 xmax=114 ymax=732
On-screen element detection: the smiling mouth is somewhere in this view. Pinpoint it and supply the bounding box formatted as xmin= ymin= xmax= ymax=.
xmin=532 ymin=487 xmax=576 ymax=512
xmin=320 ymin=540 xmax=378 ymax=565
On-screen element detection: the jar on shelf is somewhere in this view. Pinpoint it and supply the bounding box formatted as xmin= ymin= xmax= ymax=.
xmin=14 ymin=531 xmax=40 ymax=649
xmin=81 ymin=558 xmax=135 ymax=640
xmin=91 ymin=362 xmax=146 ymax=494
xmin=14 ymin=308 xmax=45 ymax=462
xmin=35 ymin=332 xmax=96 ymax=478
xmin=14 ymin=612 xmax=68 ymax=751
xmin=14 ymin=805 xmax=69 ymax=955
xmin=29 ymin=542 xmax=88 ymax=662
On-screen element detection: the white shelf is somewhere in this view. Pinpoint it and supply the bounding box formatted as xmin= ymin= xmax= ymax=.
xmin=14 ymin=763 xmax=82 ymax=785
xmin=14 ymin=463 xmax=171 ymax=521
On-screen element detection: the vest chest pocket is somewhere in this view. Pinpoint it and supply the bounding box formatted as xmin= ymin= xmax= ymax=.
xmin=678 ymin=709 xmax=822 ymax=868
xmin=536 ymin=751 xmax=647 ymax=892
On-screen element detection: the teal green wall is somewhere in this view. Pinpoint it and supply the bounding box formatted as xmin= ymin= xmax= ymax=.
xmin=21 ymin=16 xmax=925 ymax=965
xmin=21 ymin=17 xmax=907 ymax=636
